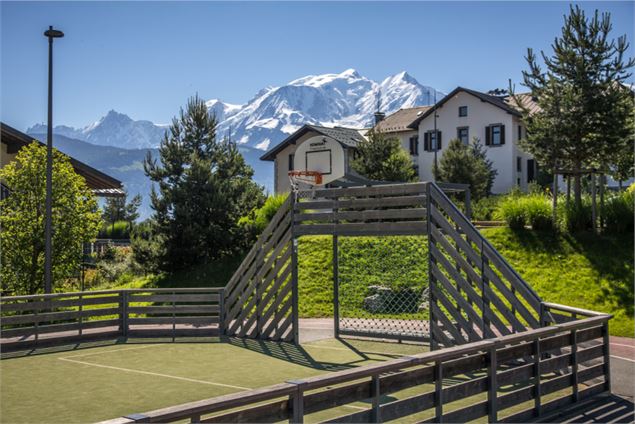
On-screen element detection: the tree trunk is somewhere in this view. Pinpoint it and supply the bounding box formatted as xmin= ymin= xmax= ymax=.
xmin=574 ymin=171 xmax=582 ymax=208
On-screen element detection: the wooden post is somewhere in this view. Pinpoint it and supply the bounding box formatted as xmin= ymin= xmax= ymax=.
xmin=218 ymin=288 xmax=225 ymax=336
xmin=434 ymin=360 xmax=443 ymax=423
xmin=78 ymin=292 xmax=83 ymax=337
xmin=172 ymin=290 xmax=177 ymax=342
xmin=464 ymin=187 xmax=472 ymax=221
xmin=488 ymin=347 xmax=498 ymax=423
xmin=571 ymin=329 xmax=579 ymax=402
xmin=427 ymin=183 xmax=437 ymax=351
xmin=552 ymin=173 xmax=558 ymax=225
xmin=482 ymin=245 xmax=491 ymax=335
xmin=291 ymin=193 xmax=300 ymax=346
xmin=287 ymin=380 xmax=305 ymax=424
xmin=534 ymin=338 xmax=542 ymax=417
xmin=333 ymin=234 xmax=340 ymax=338
xmin=591 ymin=173 xmax=597 ymax=234
xmin=603 ymin=321 xmax=612 ymax=393
xmin=120 ymin=290 xmax=128 ymax=338
xmin=371 ymin=374 xmax=381 ymax=423
xmin=599 ymin=174 xmax=605 ymax=231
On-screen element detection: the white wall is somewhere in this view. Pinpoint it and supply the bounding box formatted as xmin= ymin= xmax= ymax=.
xmin=416 ymin=91 xmax=529 ymax=194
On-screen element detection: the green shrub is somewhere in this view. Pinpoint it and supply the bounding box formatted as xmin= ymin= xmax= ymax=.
xmin=495 ymin=193 xmax=554 ymax=231
xmin=558 ymin=196 xmax=593 ymax=232
xmin=604 ymin=190 xmax=634 ymax=233
xmin=496 ymin=197 xmax=526 ymax=230
xmin=98 ymin=220 xmax=131 ymax=239
xmin=471 ymin=195 xmax=501 ymax=221
xmin=523 ymin=195 xmax=553 ymax=231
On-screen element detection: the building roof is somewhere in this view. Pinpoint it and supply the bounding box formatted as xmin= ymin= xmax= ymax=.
xmin=408 ymin=86 xmax=522 ymax=129
xmin=260 ymin=124 xmax=366 ymax=161
xmin=503 ymin=92 xmax=541 ymax=115
xmin=374 ymin=106 xmax=431 ymax=133
xmin=1 ymin=122 xmax=125 ymax=197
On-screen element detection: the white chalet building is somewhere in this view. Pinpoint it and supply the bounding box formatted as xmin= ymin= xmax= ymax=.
xmin=261 ymin=87 xmax=538 ymax=194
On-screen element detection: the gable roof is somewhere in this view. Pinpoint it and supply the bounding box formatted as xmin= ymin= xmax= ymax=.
xmin=260 ymin=124 xmax=366 ymax=161
xmin=1 ymin=122 xmax=125 ymax=197
xmin=374 ymin=106 xmax=431 ymax=133
xmin=503 ymin=92 xmax=541 ymax=115
xmin=408 ymin=86 xmax=522 ymax=129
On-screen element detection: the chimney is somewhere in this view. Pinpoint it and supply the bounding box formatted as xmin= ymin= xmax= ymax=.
xmin=374 ymin=111 xmax=386 ymax=125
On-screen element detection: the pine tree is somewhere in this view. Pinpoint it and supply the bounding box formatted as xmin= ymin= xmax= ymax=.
xmin=351 ymin=130 xmax=416 ymax=182
xmin=436 ymin=138 xmax=496 ymax=200
xmin=143 ymin=95 xmax=264 ymax=271
xmin=102 ymin=191 xmax=141 ymax=225
xmin=513 ymin=5 xmax=635 ymax=207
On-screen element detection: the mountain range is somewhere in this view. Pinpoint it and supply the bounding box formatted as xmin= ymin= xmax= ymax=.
xmin=26 ymin=69 xmax=443 ymax=219
xmin=28 ymin=69 xmax=443 ymax=151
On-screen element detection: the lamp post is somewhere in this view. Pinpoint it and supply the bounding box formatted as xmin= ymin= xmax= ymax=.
xmin=43 ymin=25 xmax=64 ymax=294
xmin=432 ymin=91 xmax=438 ymax=181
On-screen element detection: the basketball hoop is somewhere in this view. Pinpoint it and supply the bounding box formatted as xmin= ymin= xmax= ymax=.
xmin=288 ymin=170 xmax=323 ymax=192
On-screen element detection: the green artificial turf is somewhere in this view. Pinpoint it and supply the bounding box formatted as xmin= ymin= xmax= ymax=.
xmin=0 ymin=338 xmax=425 ymax=424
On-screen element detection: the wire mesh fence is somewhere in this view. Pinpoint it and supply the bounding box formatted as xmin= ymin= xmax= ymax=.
xmin=337 ymin=235 xmax=431 ymax=341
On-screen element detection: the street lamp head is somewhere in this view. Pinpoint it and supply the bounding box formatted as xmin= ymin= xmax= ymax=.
xmin=44 ymin=26 xmax=64 ymax=38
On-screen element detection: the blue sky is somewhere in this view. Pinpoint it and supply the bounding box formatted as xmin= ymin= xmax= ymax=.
xmin=2 ymin=1 xmax=633 ymax=131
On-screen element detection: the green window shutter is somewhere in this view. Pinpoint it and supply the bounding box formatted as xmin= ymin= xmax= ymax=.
xmin=485 ymin=126 xmax=491 ymax=145
xmin=437 ymin=131 xmax=442 ymax=150
xmin=500 ymin=125 xmax=506 ymax=145
xmin=424 ymin=132 xmax=430 ymax=151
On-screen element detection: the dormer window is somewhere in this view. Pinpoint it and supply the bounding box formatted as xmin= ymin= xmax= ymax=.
xmin=459 ymin=106 xmax=468 ymax=117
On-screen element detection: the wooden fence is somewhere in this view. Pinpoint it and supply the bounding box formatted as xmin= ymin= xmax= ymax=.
xmin=100 ymin=305 xmax=611 ymax=424
xmin=0 ymin=288 xmax=223 ymax=351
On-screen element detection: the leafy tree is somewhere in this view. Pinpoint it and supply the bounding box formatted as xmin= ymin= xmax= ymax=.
xmin=143 ymin=95 xmax=265 ymax=271
xmin=611 ymin=146 xmax=634 ymax=189
xmin=0 ymin=143 xmax=101 ymax=295
xmin=436 ymin=138 xmax=497 ymax=200
xmin=513 ymin=5 xmax=635 ymax=207
xmin=102 ymin=191 xmax=142 ymax=225
xmin=351 ymin=129 xmax=416 ymax=182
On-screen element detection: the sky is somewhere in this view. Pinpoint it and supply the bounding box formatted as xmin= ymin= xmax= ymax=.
xmin=2 ymin=1 xmax=633 ymax=131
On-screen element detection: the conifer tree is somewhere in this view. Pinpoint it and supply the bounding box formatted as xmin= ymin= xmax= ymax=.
xmin=351 ymin=130 xmax=416 ymax=182
xmin=513 ymin=5 xmax=634 ymax=206
xmin=143 ymin=95 xmax=264 ymax=271
xmin=436 ymin=138 xmax=496 ymax=200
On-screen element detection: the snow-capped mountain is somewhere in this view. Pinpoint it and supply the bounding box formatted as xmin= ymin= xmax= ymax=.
xmin=28 ymin=110 xmax=169 ymax=149
xmin=29 ymin=69 xmax=444 ymax=152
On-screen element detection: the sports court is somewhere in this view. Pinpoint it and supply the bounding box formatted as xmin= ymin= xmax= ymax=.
xmin=1 ymin=335 xmax=425 ymax=423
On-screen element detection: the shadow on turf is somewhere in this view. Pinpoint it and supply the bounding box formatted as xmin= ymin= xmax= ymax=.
xmin=225 ymin=336 xmax=414 ymax=371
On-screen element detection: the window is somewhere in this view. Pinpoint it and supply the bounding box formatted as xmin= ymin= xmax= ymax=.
xmin=527 ymin=159 xmax=536 ymax=183
xmin=459 ymin=106 xmax=468 ymax=117
xmin=516 ymin=156 xmax=522 ymax=173
xmin=424 ymin=130 xmax=442 ymax=151
xmin=409 ymin=135 xmax=419 ymax=156
xmin=485 ymin=124 xmax=505 ymax=146
xmin=457 ymin=127 xmax=469 ymax=145
xmin=288 ymin=153 xmax=294 ymax=171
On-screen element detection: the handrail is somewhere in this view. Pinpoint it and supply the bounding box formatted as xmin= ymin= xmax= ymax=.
xmin=0 ymin=287 xmax=224 ymax=301
xmin=103 ymin=312 xmax=610 ymax=423
xmin=542 ymin=302 xmax=608 ymax=317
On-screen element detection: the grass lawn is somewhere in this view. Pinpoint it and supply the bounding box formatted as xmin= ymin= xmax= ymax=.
xmin=481 ymin=228 xmax=634 ymax=337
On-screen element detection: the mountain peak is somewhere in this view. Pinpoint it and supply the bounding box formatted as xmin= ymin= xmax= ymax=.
xmin=339 ymin=68 xmax=360 ymax=78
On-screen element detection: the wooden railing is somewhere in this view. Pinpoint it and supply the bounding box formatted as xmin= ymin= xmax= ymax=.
xmin=0 ymin=288 xmax=223 ymax=351
xmin=100 ymin=309 xmax=611 ymax=424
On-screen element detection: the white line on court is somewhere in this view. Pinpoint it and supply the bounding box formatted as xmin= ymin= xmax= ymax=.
xmin=611 ymin=355 xmax=635 ymax=363
xmin=611 ymin=343 xmax=635 ymax=349
xmin=59 ymin=357 xmax=250 ymax=390
xmin=62 ymin=344 xmax=162 ymax=359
